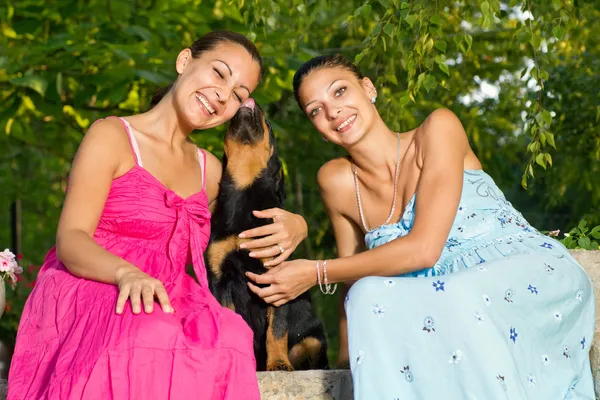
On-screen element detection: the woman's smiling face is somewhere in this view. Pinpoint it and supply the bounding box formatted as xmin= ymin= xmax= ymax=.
xmin=298 ymin=67 xmax=377 ymax=147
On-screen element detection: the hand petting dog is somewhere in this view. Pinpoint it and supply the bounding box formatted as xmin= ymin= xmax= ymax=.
xmin=239 ymin=208 xmax=308 ymax=267
xmin=246 ymin=259 xmax=316 ymax=307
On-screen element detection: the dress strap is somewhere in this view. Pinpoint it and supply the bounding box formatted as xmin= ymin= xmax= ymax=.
xmin=115 ymin=117 xmax=143 ymax=167
xmin=198 ymin=148 xmax=207 ymax=190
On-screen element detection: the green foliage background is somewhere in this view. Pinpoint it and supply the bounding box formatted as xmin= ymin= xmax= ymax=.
xmin=1 ymin=0 xmax=599 ymax=365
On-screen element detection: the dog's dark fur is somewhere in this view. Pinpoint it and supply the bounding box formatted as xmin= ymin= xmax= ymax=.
xmin=205 ymin=102 xmax=328 ymax=371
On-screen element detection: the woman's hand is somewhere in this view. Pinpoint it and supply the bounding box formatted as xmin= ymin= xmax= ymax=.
xmin=239 ymin=208 xmax=308 ymax=267
xmin=246 ymin=259 xmax=316 ymax=307
xmin=115 ymin=265 xmax=174 ymax=315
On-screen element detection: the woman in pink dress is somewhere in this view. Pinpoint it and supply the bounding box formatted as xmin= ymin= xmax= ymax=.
xmin=8 ymin=31 xmax=308 ymax=400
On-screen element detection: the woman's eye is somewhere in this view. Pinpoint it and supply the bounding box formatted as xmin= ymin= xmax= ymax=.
xmin=310 ymin=107 xmax=322 ymax=117
xmin=335 ymin=87 xmax=346 ymax=97
xmin=235 ymin=93 xmax=242 ymax=102
xmin=214 ymin=68 xmax=224 ymax=79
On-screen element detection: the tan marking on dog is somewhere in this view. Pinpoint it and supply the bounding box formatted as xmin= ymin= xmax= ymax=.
xmin=207 ymin=236 xmax=275 ymax=278
xmin=288 ymin=337 xmax=323 ymax=369
xmin=266 ymin=306 xmax=293 ymax=371
xmin=206 ymin=236 xmax=238 ymax=279
xmin=224 ymin=119 xmax=274 ymax=190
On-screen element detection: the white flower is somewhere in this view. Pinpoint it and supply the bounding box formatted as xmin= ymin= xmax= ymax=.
xmin=527 ymin=374 xmax=536 ymax=387
xmin=576 ymin=290 xmax=583 ymax=303
xmin=564 ymin=233 xmax=570 ymax=237
xmin=474 ymin=312 xmax=485 ymax=324
xmin=542 ymin=354 xmax=550 ymax=365
xmin=478 ymin=265 xmax=487 ymax=272
xmin=372 ymin=304 xmax=386 ymax=317
xmin=449 ymin=350 xmax=463 ymax=364
xmin=483 ymin=294 xmax=491 ymax=307
xmin=385 ymin=279 xmax=396 ymax=288
xmin=0 ymin=249 xmax=15 ymax=260
xmin=554 ymin=311 xmax=563 ymax=321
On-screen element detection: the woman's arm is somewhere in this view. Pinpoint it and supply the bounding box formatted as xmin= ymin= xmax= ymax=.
xmin=56 ymin=118 xmax=172 ymax=314
xmin=317 ymin=159 xmax=366 ymax=368
xmin=247 ymin=109 xmax=469 ymax=303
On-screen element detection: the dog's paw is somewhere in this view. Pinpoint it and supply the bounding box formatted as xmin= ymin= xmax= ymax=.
xmin=267 ymin=359 xmax=294 ymax=372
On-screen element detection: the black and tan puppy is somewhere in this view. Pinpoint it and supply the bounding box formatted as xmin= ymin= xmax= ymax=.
xmin=206 ymin=99 xmax=328 ymax=371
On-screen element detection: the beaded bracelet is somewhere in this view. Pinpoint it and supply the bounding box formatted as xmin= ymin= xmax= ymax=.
xmin=321 ymin=260 xmax=338 ymax=295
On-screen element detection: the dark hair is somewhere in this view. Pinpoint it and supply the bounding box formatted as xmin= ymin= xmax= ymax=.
xmin=292 ymin=54 xmax=363 ymax=109
xmin=150 ymin=30 xmax=263 ymax=107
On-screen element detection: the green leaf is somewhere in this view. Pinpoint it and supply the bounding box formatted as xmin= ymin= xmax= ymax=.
xmin=546 ymin=132 xmax=556 ymax=148
xmin=135 ymin=70 xmax=171 ymax=85
xmin=373 ymin=22 xmax=383 ymax=35
xmin=578 ymin=237 xmax=591 ymax=250
xmin=379 ymin=0 xmax=391 ymax=7
xmin=590 ymin=226 xmax=600 ymax=239
xmin=430 ymin=15 xmax=441 ymax=25
xmin=56 ymin=72 xmax=63 ymax=97
xmin=453 ymin=33 xmax=463 ymax=46
xmin=438 ymin=62 xmax=450 ymax=75
xmin=578 ymin=220 xmax=588 ymax=231
xmin=542 ymin=110 xmax=552 ymax=126
xmin=464 ymin=33 xmax=473 ymax=52
xmin=553 ymin=25 xmax=565 ymax=40
xmin=517 ymin=28 xmax=531 ymax=44
xmin=528 ymin=163 xmax=535 ymax=178
xmin=480 ymin=1 xmax=490 ymax=14
xmin=545 ymin=153 xmax=553 ymax=166
xmin=10 ymin=75 xmax=48 ymax=97
xmin=521 ymin=173 xmax=528 ymax=189
xmin=535 ymin=153 xmax=547 ymax=169
xmin=383 ymin=23 xmax=394 ymax=38
xmin=400 ymin=2 xmax=410 ymax=9
xmin=423 ymin=74 xmax=437 ymax=92
xmin=435 ymin=40 xmax=447 ymax=53
xmin=399 ymin=94 xmax=410 ymax=107
xmin=404 ymin=14 xmax=418 ymax=28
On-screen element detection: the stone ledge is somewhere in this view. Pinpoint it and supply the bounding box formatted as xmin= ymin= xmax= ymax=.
xmin=0 ymin=371 xmax=354 ymax=400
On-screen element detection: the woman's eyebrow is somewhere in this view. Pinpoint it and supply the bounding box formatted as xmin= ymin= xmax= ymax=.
xmin=304 ymin=79 xmax=341 ymax=109
xmin=214 ymin=59 xmax=250 ymax=95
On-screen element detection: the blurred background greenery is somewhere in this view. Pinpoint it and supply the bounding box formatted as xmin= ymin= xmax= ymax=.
xmin=1 ymin=0 xmax=599 ymax=373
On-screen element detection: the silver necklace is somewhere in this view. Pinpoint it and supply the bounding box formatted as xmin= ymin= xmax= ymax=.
xmin=353 ymin=132 xmax=401 ymax=232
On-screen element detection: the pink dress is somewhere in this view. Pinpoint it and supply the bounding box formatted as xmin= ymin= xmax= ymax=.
xmin=8 ymin=117 xmax=260 ymax=400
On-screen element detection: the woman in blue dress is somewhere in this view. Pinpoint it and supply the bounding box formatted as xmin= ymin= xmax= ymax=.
xmin=245 ymin=55 xmax=595 ymax=399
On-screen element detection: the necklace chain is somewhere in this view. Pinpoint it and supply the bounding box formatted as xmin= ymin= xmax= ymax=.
xmin=353 ymin=132 xmax=401 ymax=233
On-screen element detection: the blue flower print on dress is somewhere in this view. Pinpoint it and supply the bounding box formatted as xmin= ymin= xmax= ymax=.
xmin=497 ymin=375 xmax=507 ymax=391
xmin=576 ymin=290 xmax=583 ymax=303
xmin=545 ymin=263 xmax=555 ymax=275
xmin=385 ymin=279 xmax=396 ymax=288
xmin=423 ymin=316 xmax=435 ymax=333
xmin=527 ymin=374 xmax=536 ymax=387
xmin=542 ymin=354 xmax=550 ymax=365
xmin=554 ymin=311 xmax=563 ymax=322
xmin=474 ymin=312 xmax=485 ymax=324
xmin=373 ymin=304 xmax=386 ymax=318
xmin=355 ymin=350 xmax=364 ymax=366
xmin=527 ymin=284 xmax=538 ymax=295
xmin=563 ymin=346 xmax=571 ymax=359
xmin=540 ymin=242 xmax=554 ymax=249
xmin=432 ymin=280 xmax=445 ymax=292
xmin=483 ymin=294 xmax=491 ymax=307
xmin=510 ymin=327 xmax=518 ymax=343
xmin=504 ymin=289 xmax=514 ymax=303
xmin=401 ymin=366 xmax=414 ymax=382
xmin=581 ymin=337 xmax=586 ymax=350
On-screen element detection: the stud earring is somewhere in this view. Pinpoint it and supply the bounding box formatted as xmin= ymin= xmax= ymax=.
xmin=322 ymin=136 xmax=328 ymax=142
xmin=371 ymin=96 xmax=376 ymax=104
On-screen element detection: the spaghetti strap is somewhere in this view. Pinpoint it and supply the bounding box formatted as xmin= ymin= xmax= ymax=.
xmin=198 ymin=149 xmax=207 ymax=190
xmin=111 ymin=117 xmax=143 ymax=167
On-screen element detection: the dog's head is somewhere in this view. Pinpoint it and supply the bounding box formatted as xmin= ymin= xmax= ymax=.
xmin=223 ymin=99 xmax=284 ymax=202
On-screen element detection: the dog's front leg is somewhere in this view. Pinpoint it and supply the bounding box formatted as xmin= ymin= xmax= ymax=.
xmin=265 ymin=305 xmax=293 ymax=371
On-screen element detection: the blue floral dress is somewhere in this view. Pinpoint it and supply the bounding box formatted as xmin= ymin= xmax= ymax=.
xmin=346 ymin=170 xmax=595 ymax=399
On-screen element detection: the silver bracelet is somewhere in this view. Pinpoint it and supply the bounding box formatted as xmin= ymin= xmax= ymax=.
xmin=322 ymin=260 xmax=338 ymax=295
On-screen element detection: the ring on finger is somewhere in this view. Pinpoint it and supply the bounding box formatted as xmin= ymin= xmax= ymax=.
xmin=277 ymin=245 xmax=285 ymax=254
